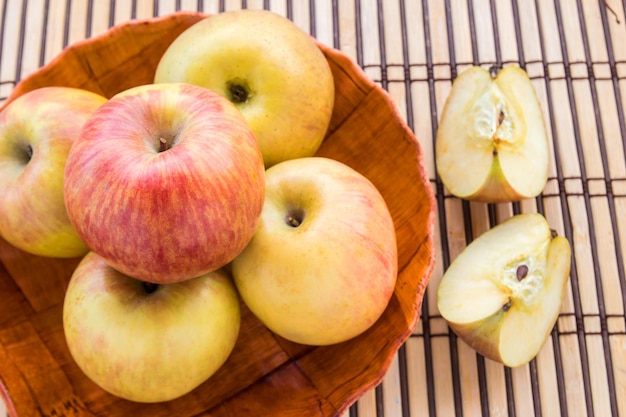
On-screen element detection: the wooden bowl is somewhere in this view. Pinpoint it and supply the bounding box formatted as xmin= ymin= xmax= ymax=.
xmin=0 ymin=11 xmax=436 ymax=417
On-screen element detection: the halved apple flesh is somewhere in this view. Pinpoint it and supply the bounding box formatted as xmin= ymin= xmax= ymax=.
xmin=436 ymin=66 xmax=549 ymax=202
xmin=437 ymin=213 xmax=571 ymax=367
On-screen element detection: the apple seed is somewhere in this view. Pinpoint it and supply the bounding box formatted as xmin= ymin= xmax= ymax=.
xmin=498 ymin=110 xmax=505 ymax=127
xmin=516 ymin=264 xmax=529 ymax=281
xmin=502 ymin=299 xmax=512 ymax=312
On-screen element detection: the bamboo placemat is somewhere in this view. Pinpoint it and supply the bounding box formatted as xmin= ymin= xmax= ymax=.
xmin=1 ymin=1 xmax=625 ymax=416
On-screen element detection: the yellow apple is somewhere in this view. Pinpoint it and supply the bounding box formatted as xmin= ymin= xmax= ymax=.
xmin=437 ymin=213 xmax=571 ymax=367
xmin=154 ymin=9 xmax=335 ymax=168
xmin=63 ymin=251 xmax=241 ymax=403
xmin=231 ymin=157 xmax=398 ymax=346
xmin=0 ymin=87 xmax=107 ymax=257
xmin=436 ymin=66 xmax=549 ymax=202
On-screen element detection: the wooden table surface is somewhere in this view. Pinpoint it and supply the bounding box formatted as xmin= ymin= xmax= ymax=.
xmin=1 ymin=1 xmax=626 ymax=416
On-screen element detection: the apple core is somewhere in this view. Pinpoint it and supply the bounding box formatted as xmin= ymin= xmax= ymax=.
xmin=502 ymin=243 xmax=548 ymax=307
xmin=469 ymin=87 xmax=516 ymax=152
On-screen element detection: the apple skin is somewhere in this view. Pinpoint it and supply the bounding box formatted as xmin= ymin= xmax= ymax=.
xmin=154 ymin=9 xmax=335 ymax=168
xmin=63 ymin=251 xmax=241 ymax=403
xmin=437 ymin=213 xmax=571 ymax=367
xmin=435 ymin=66 xmax=549 ymax=202
xmin=64 ymin=83 xmax=265 ymax=284
xmin=0 ymin=87 xmax=107 ymax=257
xmin=231 ymin=157 xmax=398 ymax=346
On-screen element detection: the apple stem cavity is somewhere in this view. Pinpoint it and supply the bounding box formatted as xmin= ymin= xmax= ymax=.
xmin=152 ymin=132 xmax=180 ymax=153
xmin=142 ymin=281 xmax=159 ymax=294
xmin=18 ymin=143 xmax=33 ymax=164
xmin=226 ymin=79 xmax=251 ymax=104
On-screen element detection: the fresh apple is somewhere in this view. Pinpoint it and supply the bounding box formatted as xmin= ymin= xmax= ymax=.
xmin=154 ymin=9 xmax=335 ymax=168
xmin=63 ymin=251 xmax=241 ymax=403
xmin=230 ymin=157 xmax=398 ymax=346
xmin=0 ymin=87 xmax=107 ymax=258
xmin=437 ymin=213 xmax=571 ymax=367
xmin=63 ymin=83 xmax=265 ymax=284
xmin=435 ymin=66 xmax=549 ymax=202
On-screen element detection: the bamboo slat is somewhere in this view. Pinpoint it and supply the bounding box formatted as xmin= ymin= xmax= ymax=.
xmin=1 ymin=1 xmax=626 ymax=416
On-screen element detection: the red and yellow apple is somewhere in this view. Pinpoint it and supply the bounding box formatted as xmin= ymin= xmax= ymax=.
xmin=154 ymin=9 xmax=335 ymax=168
xmin=435 ymin=66 xmax=549 ymax=202
xmin=0 ymin=86 xmax=107 ymax=257
xmin=231 ymin=157 xmax=398 ymax=346
xmin=63 ymin=251 xmax=241 ymax=403
xmin=63 ymin=83 xmax=265 ymax=284
xmin=437 ymin=213 xmax=571 ymax=367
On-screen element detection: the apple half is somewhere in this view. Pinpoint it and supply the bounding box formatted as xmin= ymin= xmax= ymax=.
xmin=437 ymin=213 xmax=571 ymax=367
xmin=435 ymin=66 xmax=549 ymax=202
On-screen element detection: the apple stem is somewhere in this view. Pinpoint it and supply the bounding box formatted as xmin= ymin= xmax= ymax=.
xmin=18 ymin=143 xmax=34 ymax=164
xmin=287 ymin=216 xmax=301 ymax=227
xmin=226 ymin=79 xmax=251 ymax=104
xmin=516 ymin=265 xmax=529 ymax=281
xmin=159 ymin=137 xmax=168 ymax=152
xmin=489 ymin=65 xmax=500 ymax=78
xmin=230 ymin=85 xmax=248 ymax=103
